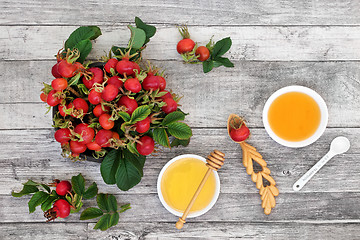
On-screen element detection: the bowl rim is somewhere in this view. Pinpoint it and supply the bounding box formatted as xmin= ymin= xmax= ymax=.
xmin=157 ymin=154 xmax=220 ymax=218
xmin=262 ymin=85 xmax=328 ymax=148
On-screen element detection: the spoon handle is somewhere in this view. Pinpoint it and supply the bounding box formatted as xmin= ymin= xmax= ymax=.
xmin=293 ymin=151 xmax=335 ymax=191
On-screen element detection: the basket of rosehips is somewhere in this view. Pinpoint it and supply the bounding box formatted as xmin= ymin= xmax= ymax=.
xmin=40 ymin=18 xmax=192 ymax=191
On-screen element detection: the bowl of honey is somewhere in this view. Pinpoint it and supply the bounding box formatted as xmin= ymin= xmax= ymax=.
xmin=263 ymin=85 xmax=328 ymax=148
xmin=157 ymin=154 xmax=220 ymax=218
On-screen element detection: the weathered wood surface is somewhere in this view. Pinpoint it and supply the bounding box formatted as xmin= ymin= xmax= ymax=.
xmin=1 ymin=61 xmax=360 ymax=129
xmin=1 ymin=0 xmax=360 ymax=239
xmin=2 ymin=128 xmax=359 ymax=195
xmin=2 ymin=222 xmax=360 ymax=240
xmin=1 ymin=0 xmax=360 ymax=26
xmin=2 ymin=26 xmax=360 ymax=61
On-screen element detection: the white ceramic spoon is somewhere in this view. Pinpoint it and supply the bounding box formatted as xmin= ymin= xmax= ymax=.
xmin=293 ymin=136 xmax=350 ymax=191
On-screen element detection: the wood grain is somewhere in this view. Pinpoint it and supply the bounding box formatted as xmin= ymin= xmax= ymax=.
xmin=1 ymin=0 xmax=359 ymax=26
xmin=1 ymin=222 xmax=360 ymax=240
xmin=1 ymin=61 xmax=359 ymax=129
xmin=2 ymin=128 xmax=359 ymax=195
xmin=2 ymin=192 xmax=360 ymax=223
xmin=1 ymin=26 xmax=360 ymax=61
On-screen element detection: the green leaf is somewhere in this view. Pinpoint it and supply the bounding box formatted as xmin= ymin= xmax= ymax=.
xmin=214 ymin=57 xmax=234 ymax=68
xmin=73 ymin=39 xmax=92 ymax=64
xmin=41 ymin=196 xmax=58 ymax=212
xmin=80 ymin=207 xmax=103 ymax=220
xmin=94 ymin=213 xmax=111 ymax=231
xmin=128 ymin=26 xmax=146 ymax=50
xmin=153 ymin=128 xmax=170 ymax=148
xmin=100 ymin=149 xmax=121 ymax=185
xmin=65 ymin=26 xmax=101 ymax=50
xmin=28 ymin=191 xmax=49 ymax=213
xmin=107 ymin=195 xmax=118 ymax=212
xmin=115 ymin=149 xmax=145 ymax=191
xmin=135 ymin=17 xmax=156 ymax=44
xmin=12 ymin=185 xmax=39 ymax=197
xmin=130 ymin=105 xmax=151 ymax=124
xmin=83 ymin=182 xmax=98 ymax=200
xmin=161 ymin=111 xmax=185 ymax=126
xmin=40 ymin=184 xmax=51 ymax=193
xmin=71 ymin=173 xmax=85 ymax=196
xmin=87 ymin=26 xmax=102 ymax=40
xmin=211 ymin=37 xmax=232 ymax=59
xmin=203 ymin=60 xmax=214 ymax=73
xmin=109 ymin=212 xmax=119 ymax=228
xmin=167 ymin=122 xmax=193 ymax=140
xmin=118 ymin=111 xmax=131 ymax=122
xmin=170 ymin=138 xmax=191 ymax=147
xmin=97 ymin=194 xmax=109 ymax=212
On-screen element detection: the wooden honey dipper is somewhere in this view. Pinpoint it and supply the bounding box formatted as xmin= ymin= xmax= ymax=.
xmin=175 ymin=150 xmax=225 ymax=230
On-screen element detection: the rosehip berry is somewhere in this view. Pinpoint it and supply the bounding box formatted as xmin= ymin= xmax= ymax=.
xmin=54 ymin=128 xmax=71 ymax=143
xmin=53 ymin=199 xmax=71 ymax=218
xmin=99 ymin=114 xmax=115 ymax=130
xmin=95 ymin=129 xmax=113 ymax=148
xmin=117 ymin=96 xmax=138 ymax=115
xmin=56 ymin=180 xmax=72 ymax=196
xmin=101 ymin=84 xmax=119 ymax=102
xmin=88 ymin=89 xmax=102 ymax=105
xmin=161 ymin=98 xmax=177 ymax=114
xmin=136 ymin=136 xmax=155 ymax=156
xmin=93 ymin=105 xmax=110 ymax=118
xmin=74 ymin=123 xmax=95 ymax=144
xmin=70 ymin=140 xmax=87 ymax=154
xmin=104 ymin=58 xmax=118 ymax=73
xmin=107 ymin=76 xmax=123 ymax=89
xmin=135 ymin=117 xmax=151 ymax=133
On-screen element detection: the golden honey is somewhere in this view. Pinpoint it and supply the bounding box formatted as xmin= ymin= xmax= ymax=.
xmin=160 ymin=157 xmax=216 ymax=213
xmin=268 ymin=91 xmax=321 ymax=141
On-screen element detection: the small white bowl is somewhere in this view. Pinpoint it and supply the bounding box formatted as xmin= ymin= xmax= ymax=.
xmin=157 ymin=154 xmax=220 ymax=218
xmin=262 ymin=85 xmax=328 ymax=148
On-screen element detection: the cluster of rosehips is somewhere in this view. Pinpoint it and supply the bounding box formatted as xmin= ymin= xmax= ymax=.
xmin=44 ymin=180 xmax=72 ymax=221
xmin=176 ymin=26 xmax=210 ymax=62
xmin=41 ymin=49 xmax=180 ymax=158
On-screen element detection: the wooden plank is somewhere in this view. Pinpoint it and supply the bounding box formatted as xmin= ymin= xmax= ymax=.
xmin=3 ymin=128 xmax=360 ymax=195
xmin=2 ymin=192 xmax=360 ymax=223
xmin=1 ymin=0 xmax=360 ymax=26
xmin=0 ymin=223 xmax=87 ymax=240
xmin=1 ymin=26 xmax=360 ymax=61
xmin=87 ymin=222 xmax=360 ymax=240
xmin=1 ymin=60 xmax=360 ymax=129
xmin=1 ymin=222 xmax=360 ymax=239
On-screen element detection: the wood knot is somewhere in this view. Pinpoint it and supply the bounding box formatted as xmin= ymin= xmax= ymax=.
xmin=206 ymin=150 xmax=225 ymax=171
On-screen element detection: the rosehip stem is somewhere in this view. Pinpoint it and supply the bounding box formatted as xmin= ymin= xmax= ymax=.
xmin=67 ymin=86 xmax=81 ymax=98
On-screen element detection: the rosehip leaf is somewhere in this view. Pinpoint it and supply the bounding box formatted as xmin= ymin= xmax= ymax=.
xmin=94 ymin=213 xmax=111 ymax=231
xmin=127 ymin=142 xmax=140 ymax=156
xmin=73 ymin=39 xmax=92 ymax=64
xmin=115 ymin=149 xmax=145 ymax=191
xmin=135 ymin=17 xmax=156 ymax=44
xmin=100 ymin=149 xmax=121 ymax=185
xmin=41 ymin=196 xmax=58 ymax=212
xmin=167 ymin=122 xmax=193 ymax=140
xmin=128 ymin=26 xmax=146 ymax=50
xmin=80 ymin=207 xmax=103 ymax=220
xmin=97 ymin=194 xmax=109 ymax=212
xmin=71 ymin=173 xmax=85 ymax=196
xmin=107 ymin=195 xmax=118 ymax=212
xmin=161 ymin=111 xmax=185 ymax=126
xmin=28 ymin=191 xmax=49 ymax=213
xmin=65 ymin=26 xmax=101 ymax=50
xmin=109 ymin=212 xmax=120 ymax=228
xmin=12 ymin=182 xmax=39 ymax=197
xmin=130 ymin=105 xmax=151 ymax=124
xmin=211 ymin=37 xmax=232 ymax=59
xmin=214 ymin=57 xmax=234 ymax=68
xmin=203 ymin=60 xmax=214 ymax=73
xmin=83 ymin=182 xmax=98 ymax=200
xmin=153 ymin=128 xmax=171 ymax=148
xmin=118 ymin=111 xmax=131 ymax=122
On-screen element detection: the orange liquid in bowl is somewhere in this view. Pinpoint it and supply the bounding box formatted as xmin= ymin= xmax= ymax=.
xmin=268 ymin=92 xmax=321 ymax=142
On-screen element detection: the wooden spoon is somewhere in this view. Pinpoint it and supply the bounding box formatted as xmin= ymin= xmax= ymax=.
xmin=227 ymin=113 xmax=279 ymax=215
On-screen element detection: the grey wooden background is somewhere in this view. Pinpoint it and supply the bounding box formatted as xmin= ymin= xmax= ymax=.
xmin=1 ymin=1 xmax=360 ymax=239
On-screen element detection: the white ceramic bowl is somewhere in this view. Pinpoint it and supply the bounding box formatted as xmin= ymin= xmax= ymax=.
xmin=157 ymin=154 xmax=220 ymax=218
xmin=262 ymin=85 xmax=328 ymax=148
